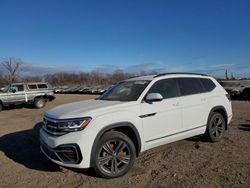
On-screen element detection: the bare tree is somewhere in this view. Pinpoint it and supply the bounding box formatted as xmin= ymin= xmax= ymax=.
xmin=1 ymin=57 xmax=23 ymax=84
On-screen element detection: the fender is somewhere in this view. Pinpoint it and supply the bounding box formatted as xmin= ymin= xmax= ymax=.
xmin=207 ymin=105 xmax=228 ymax=129
xmin=90 ymin=122 xmax=141 ymax=167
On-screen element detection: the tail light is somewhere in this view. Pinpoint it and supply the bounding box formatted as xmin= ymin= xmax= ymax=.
xmin=226 ymin=93 xmax=231 ymax=101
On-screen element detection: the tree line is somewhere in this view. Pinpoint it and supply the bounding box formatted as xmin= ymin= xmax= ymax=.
xmin=0 ymin=57 xmax=155 ymax=87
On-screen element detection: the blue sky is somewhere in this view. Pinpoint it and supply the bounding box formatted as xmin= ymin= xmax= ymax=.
xmin=0 ymin=0 xmax=249 ymax=77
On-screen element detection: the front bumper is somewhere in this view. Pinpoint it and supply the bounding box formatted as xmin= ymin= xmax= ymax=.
xmin=40 ymin=140 xmax=82 ymax=164
xmin=40 ymin=128 xmax=95 ymax=168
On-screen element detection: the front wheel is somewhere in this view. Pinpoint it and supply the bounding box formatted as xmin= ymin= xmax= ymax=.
xmin=0 ymin=103 xmax=2 ymax=111
xmin=205 ymin=112 xmax=226 ymax=142
xmin=93 ymin=131 xmax=136 ymax=178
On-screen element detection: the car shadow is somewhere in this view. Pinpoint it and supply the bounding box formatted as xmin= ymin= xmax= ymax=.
xmin=185 ymin=135 xmax=210 ymax=149
xmin=186 ymin=135 xmax=208 ymax=142
xmin=0 ymin=122 xmax=62 ymax=172
xmin=3 ymin=104 xmax=35 ymax=111
xmin=65 ymin=167 xmax=100 ymax=178
xmin=238 ymin=124 xmax=250 ymax=131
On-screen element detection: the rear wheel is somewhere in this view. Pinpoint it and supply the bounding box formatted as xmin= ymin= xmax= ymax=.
xmin=93 ymin=131 xmax=136 ymax=178
xmin=34 ymin=98 xmax=46 ymax=109
xmin=0 ymin=103 xmax=2 ymax=111
xmin=205 ymin=112 xmax=226 ymax=142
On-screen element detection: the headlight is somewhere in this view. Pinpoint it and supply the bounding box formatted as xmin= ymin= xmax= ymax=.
xmin=57 ymin=117 xmax=92 ymax=132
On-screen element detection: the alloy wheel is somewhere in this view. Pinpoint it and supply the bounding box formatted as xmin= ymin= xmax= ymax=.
xmin=98 ymin=140 xmax=131 ymax=175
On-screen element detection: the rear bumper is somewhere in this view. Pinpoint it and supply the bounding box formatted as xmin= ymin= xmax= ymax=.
xmin=228 ymin=114 xmax=233 ymax=125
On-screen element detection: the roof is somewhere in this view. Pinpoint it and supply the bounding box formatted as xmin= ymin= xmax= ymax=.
xmin=11 ymin=82 xmax=47 ymax=85
xmin=154 ymin=72 xmax=208 ymax=77
xmin=126 ymin=72 xmax=209 ymax=81
xmin=126 ymin=75 xmax=156 ymax=81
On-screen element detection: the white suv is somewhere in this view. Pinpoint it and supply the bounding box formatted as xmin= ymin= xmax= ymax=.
xmin=40 ymin=73 xmax=232 ymax=178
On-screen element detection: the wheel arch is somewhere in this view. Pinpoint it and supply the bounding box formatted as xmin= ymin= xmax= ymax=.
xmin=90 ymin=122 xmax=142 ymax=167
xmin=207 ymin=106 xmax=228 ymax=129
xmin=34 ymin=95 xmax=47 ymax=101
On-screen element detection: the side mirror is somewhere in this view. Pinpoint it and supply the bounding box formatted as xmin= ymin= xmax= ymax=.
xmin=10 ymin=88 xmax=16 ymax=93
xmin=145 ymin=93 xmax=163 ymax=102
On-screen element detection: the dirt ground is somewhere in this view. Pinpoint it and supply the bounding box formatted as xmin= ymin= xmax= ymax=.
xmin=0 ymin=94 xmax=249 ymax=188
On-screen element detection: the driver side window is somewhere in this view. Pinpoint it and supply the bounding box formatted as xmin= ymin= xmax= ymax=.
xmin=10 ymin=85 xmax=24 ymax=92
xmin=148 ymin=78 xmax=179 ymax=99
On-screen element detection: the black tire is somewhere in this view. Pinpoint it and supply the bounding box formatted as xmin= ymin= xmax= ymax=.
xmin=34 ymin=98 xmax=46 ymax=109
xmin=93 ymin=131 xmax=136 ymax=178
xmin=205 ymin=112 xmax=226 ymax=142
xmin=0 ymin=103 xmax=2 ymax=112
xmin=242 ymin=89 xmax=250 ymax=100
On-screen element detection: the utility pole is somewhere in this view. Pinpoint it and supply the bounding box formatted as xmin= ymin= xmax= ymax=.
xmin=225 ymin=69 xmax=228 ymax=80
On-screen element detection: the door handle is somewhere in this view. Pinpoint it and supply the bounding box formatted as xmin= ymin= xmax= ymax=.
xmin=172 ymin=103 xmax=180 ymax=106
xmin=201 ymin=98 xmax=206 ymax=101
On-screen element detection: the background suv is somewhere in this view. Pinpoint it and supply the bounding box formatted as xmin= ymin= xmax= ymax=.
xmin=40 ymin=73 xmax=232 ymax=178
xmin=0 ymin=82 xmax=55 ymax=111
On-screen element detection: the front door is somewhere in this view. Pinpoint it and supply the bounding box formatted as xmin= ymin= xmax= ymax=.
xmin=7 ymin=84 xmax=26 ymax=104
xmin=140 ymin=78 xmax=182 ymax=149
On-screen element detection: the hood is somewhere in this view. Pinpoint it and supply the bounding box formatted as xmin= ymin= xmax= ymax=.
xmin=45 ymin=99 xmax=123 ymax=119
xmin=0 ymin=92 xmax=7 ymax=96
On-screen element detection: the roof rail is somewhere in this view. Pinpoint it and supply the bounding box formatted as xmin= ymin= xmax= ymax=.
xmin=154 ymin=72 xmax=208 ymax=78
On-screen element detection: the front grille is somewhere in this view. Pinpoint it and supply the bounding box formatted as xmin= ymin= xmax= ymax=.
xmin=43 ymin=117 xmax=67 ymax=136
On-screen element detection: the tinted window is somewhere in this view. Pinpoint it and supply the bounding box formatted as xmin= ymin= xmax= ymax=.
xmin=200 ymin=78 xmax=216 ymax=92
xmin=178 ymin=78 xmax=203 ymax=96
xmin=28 ymin=84 xmax=38 ymax=89
xmin=37 ymin=84 xmax=48 ymax=89
xmin=148 ymin=78 xmax=179 ymax=99
xmin=11 ymin=85 xmax=24 ymax=92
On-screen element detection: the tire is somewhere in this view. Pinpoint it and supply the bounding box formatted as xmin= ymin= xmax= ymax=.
xmin=93 ymin=131 xmax=136 ymax=178
xmin=34 ymin=98 xmax=46 ymax=109
xmin=205 ymin=112 xmax=226 ymax=142
xmin=0 ymin=103 xmax=2 ymax=112
xmin=242 ymin=89 xmax=250 ymax=100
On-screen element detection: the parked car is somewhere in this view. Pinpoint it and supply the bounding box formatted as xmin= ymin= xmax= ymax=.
xmin=54 ymin=88 xmax=63 ymax=93
xmin=77 ymin=86 xmax=87 ymax=94
xmin=0 ymin=82 xmax=55 ymax=111
xmin=219 ymin=80 xmax=250 ymax=99
xmin=40 ymin=73 xmax=232 ymax=178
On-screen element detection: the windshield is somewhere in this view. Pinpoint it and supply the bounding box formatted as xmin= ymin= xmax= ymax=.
xmin=99 ymin=80 xmax=150 ymax=101
xmin=1 ymin=85 xmax=9 ymax=93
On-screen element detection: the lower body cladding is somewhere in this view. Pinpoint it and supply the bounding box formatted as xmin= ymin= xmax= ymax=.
xmin=39 ymin=128 xmax=96 ymax=168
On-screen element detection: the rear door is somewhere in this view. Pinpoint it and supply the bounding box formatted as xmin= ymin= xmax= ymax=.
xmin=177 ymin=77 xmax=207 ymax=131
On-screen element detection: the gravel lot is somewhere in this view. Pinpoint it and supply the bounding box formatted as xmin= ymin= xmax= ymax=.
xmin=0 ymin=94 xmax=249 ymax=188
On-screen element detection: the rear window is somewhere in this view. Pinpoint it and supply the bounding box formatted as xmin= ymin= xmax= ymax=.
xmin=177 ymin=78 xmax=203 ymax=96
xmin=200 ymin=78 xmax=216 ymax=92
xmin=28 ymin=84 xmax=38 ymax=90
xmin=37 ymin=84 xmax=48 ymax=89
